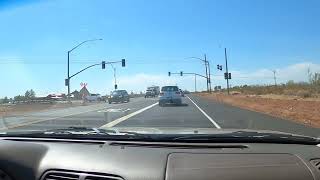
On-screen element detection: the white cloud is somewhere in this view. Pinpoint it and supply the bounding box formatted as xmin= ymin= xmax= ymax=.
xmin=216 ymin=62 xmax=320 ymax=87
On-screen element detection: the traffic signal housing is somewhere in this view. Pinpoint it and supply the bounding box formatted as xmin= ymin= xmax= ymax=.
xmin=121 ymin=59 xmax=126 ymax=67
xmin=102 ymin=61 xmax=106 ymax=69
xmin=180 ymin=71 xmax=183 ymax=76
xmin=168 ymin=72 xmax=171 ymax=76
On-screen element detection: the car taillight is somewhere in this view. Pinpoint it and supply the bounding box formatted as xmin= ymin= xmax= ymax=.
xmin=160 ymin=92 xmax=164 ymax=96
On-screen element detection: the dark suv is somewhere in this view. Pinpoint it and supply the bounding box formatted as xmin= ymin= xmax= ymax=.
xmin=108 ymin=90 xmax=130 ymax=104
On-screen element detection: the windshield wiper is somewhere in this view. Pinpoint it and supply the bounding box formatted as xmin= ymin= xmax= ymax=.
xmin=3 ymin=127 xmax=151 ymax=141
xmin=162 ymin=131 xmax=320 ymax=145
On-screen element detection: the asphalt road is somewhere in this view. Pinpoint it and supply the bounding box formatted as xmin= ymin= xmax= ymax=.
xmin=7 ymin=95 xmax=319 ymax=137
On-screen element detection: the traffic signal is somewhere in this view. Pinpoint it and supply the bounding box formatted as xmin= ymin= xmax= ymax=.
xmin=224 ymin=73 xmax=232 ymax=79
xmin=114 ymin=84 xmax=118 ymax=89
xmin=219 ymin=65 xmax=222 ymax=71
xmin=217 ymin=65 xmax=219 ymax=69
xmin=102 ymin=61 xmax=106 ymax=69
xmin=65 ymin=79 xmax=69 ymax=86
xmin=168 ymin=72 xmax=171 ymax=76
xmin=180 ymin=71 xmax=183 ymax=76
xmin=121 ymin=59 xmax=126 ymax=67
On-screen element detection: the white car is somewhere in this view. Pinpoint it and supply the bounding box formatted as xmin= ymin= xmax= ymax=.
xmin=159 ymin=86 xmax=182 ymax=106
xmin=85 ymin=94 xmax=102 ymax=102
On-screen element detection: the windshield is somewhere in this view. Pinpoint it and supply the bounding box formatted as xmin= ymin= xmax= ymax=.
xmin=0 ymin=0 xmax=319 ymax=141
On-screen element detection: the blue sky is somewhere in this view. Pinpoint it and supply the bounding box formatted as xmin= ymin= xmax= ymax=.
xmin=0 ymin=0 xmax=319 ymax=97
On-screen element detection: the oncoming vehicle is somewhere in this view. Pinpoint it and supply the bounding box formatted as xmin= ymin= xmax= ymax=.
xmin=159 ymin=86 xmax=182 ymax=106
xmin=108 ymin=90 xmax=130 ymax=104
xmin=145 ymin=89 xmax=156 ymax=98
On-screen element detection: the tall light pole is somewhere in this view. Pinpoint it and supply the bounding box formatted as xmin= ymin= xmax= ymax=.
xmin=185 ymin=55 xmax=211 ymax=92
xmin=111 ymin=64 xmax=117 ymax=90
xmin=66 ymin=38 xmax=103 ymax=102
xmin=272 ymin=70 xmax=277 ymax=86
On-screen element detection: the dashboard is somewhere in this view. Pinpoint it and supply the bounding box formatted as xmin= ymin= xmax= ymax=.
xmin=0 ymin=137 xmax=320 ymax=180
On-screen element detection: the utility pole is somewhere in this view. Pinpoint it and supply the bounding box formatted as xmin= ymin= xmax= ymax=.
xmin=273 ymin=70 xmax=277 ymax=86
xmin=194 ymin=74 xmax=197 ymax=92
xmin=225 ymin=48 xmax=230 ymax=95
xmin=204 ymin=54 xmax=209 ymax=92
xmin=207 ymin=60 xmax=212 ymax=93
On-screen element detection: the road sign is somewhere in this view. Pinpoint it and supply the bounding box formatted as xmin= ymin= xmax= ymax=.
xmin=80 ymin=82 xmax=87 ymax=87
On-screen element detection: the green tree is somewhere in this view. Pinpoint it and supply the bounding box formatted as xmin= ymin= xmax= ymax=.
xmin=29 ymin=89 xmax=36 ymax=99
xmin=14 ymin=95 xmax=25 ymax=101
xmin=3 ymin=96 xmax=9 ymax=103
xmin=25 ymin=90 xmax=30 ymax=100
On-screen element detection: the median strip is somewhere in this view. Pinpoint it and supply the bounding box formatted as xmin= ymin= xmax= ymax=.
xmin=186 ymin=96 xmax=222 ymax=129
xmin=100 ymin=102 xmax=158 ymax=128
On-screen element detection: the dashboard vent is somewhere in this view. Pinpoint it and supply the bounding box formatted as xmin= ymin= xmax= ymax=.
xmin=41 ymin=170 xmax=123 ymax=180
xmin=311 ymin=159 xmax=320 ymax=171
xmin=42 ymin=171 xmax=79 ymax=180
xmin=85 ymin=175 xmax=123 ymax=180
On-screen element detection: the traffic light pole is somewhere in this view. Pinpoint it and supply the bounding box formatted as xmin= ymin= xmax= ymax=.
xmin=207 ymin=60 xmax=212 ymax=93
xmin=168 ymin=72 xmax=207 ymax=92
xmin=66 ymin=38 xmax=103 ymax=102
xmin=204 ymin=54 xmax=209 ymax=92
xmin=225 ymin=48 xmax=230 ymax=95
xmin=67 ymin=51 xmax=70 ymax=102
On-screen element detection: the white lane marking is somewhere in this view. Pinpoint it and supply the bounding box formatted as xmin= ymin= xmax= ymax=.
xmin=100 ymin=102 xmax=158 ymax=128
xmin=186 ymin=96 xmax=222 ymax=129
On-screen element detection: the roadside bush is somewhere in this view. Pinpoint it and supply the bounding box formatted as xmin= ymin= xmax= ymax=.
xmin=297 ymin=90 xmax=312 ymax=98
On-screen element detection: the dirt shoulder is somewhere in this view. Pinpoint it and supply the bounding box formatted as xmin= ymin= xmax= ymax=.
xmin=197 ymin=93 xmax=320 ymax=128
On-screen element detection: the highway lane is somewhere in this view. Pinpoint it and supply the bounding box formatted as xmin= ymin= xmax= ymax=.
xmin=8 ymin=94 xmax=319 ymax=137
xmin=111 ymin=96 xmax=217 ymax=128
xmin=187 ymin=94 xmax=320 ymax=137
xmin=9 ymin=97 xmax=157 ymax=131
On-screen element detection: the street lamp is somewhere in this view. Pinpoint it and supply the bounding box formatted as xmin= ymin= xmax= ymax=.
xmin=110 ymin=64 xmax=117 ymax=90
xmin=185 ymin=55 xmax=211 ymax=93
xmin=66 ymin=38 xmax=103 ymax=102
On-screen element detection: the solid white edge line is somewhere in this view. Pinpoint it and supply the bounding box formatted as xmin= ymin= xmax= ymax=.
xmin=186 ymin=95 xmax=222 ymax=129
xmin=100 ymin=102 xmax=158 ymax=128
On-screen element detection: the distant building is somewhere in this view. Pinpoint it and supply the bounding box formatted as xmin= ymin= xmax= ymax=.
xmin=79 ymin=86 xmax=90 ymax=98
